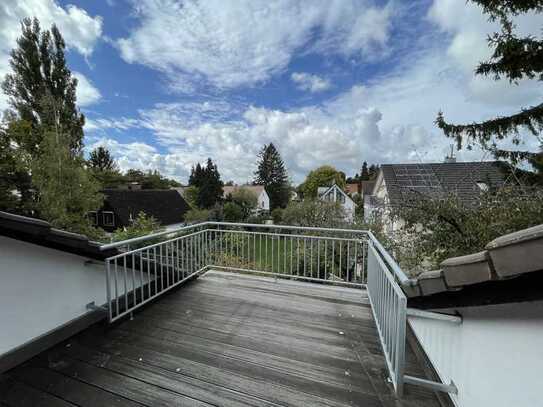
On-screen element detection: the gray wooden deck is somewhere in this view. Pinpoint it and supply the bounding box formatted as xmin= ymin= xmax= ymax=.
xmin=0 ymin=270 xmax=440 ymax=407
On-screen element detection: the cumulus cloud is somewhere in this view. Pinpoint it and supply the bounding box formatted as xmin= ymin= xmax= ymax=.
xmin=86 ymin=0 xmax=542 ymax=184
xmin=427 ymin=0 xmax=542 ymax=108
xmin=291 ymin=72 xmax=331 ymax=93
xmin=0 ymin=1 xmax=103 ymax=110
xmin=73 ymin=72 xmax=101 ymax=106
xmin=116 ymin=0 xmax=393 ymax=91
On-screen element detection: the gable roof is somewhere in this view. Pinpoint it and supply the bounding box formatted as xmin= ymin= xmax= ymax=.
xmin=380 ymin=161 xmax=508 ymax=206
xmin=103 ymin=189 xmax=191 ymax=226
xmin=318 ymin=184 xmax=357 ymax=206
xmin=222 ymin=185 xmax=265 ymax=198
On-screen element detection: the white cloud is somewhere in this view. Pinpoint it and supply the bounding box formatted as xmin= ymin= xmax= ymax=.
xmin=116 ymin=0 xmax=393 ymax=91
xmin=73 ymin=72 xmax=101 ymax=106
xmin=427 ymin=0 xmax=542 ymax=108
xmin=86 ymin=0 xmax=542 ymax=184
xmin=0 ymin=1 xmax=102 ymax=111
xmin=291 ymin=72 xmax=331 ymax=93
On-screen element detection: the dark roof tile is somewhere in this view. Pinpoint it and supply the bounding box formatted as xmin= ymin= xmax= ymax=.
xmin=381 ymin=161 xmax=508 ymax=206
xmin=103 ymin=189 xmax=191 ymax=226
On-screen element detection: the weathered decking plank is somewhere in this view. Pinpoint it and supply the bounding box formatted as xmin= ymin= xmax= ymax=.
xmin=1 ymin=270 xmax=441 ymax=406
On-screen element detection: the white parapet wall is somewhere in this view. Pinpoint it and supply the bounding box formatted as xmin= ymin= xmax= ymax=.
xmin=0 ymin=236 xmax=107 ymax=358
xmin=408 ymin=300 xmax=543 ymax=407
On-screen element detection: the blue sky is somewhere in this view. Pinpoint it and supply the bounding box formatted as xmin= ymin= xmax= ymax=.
xmin=1 ymin=0 xmax=541 ymax=183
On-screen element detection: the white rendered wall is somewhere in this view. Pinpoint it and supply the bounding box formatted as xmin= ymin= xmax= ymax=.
xmin=408 ymin=300 xmax=543 ymax=407
xmin=0 ymin=237 xmax=107 ymax=356
xmin=259 ymin=191 xmax=270 ymax=211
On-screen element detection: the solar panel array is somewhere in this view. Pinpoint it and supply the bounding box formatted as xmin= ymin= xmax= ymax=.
xmin=390 ymin=164 xmax=443 ymax=199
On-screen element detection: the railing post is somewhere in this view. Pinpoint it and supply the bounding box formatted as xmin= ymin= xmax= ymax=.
xmin=395 ymin=296 xmax=407 ymax=396
xmin=105 ymin=259 xmax=112 ymax=322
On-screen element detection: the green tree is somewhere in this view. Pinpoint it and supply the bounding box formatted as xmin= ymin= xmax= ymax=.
xmin=254 ymin=143 xmax=290 ymax=209
xmin=368 ymin=164 xmax=379 ymax=180
xmin=391 ymin=186 xmax=543 ymax=274
xmin=184 ymin=208 xmax=211 ymax=223
xmin=436 ymin=0 xmax=543 ymax=172
xmin=112 ymin=212 xmax=163 ymax=246
xmin=299 ymin=165 xmax=346 ymax=198
xmin=2 ymin=18 xmax=85 ymax=157
xmin=32 ymin=125 xmax=103 ymax=235
xmin=1 ymin=18 xmax=102 ymax=232
xmin=188 ymin=158 xmax=223 ymax=208
xmin=0 ymin=119 xmax=33 ymax=214
xmin=223 ymin=202 xmax=244 ymax=222
xmin=88 ymin=146 xmax=125 ymax=188
xmin=184 ymin=185 xmax=199 ymax=208
xmin=229 ymin=187 xmax=257 ymax=219
xmin=281 ymin=200 xmax=346 ymax=228
xmin=360 ymin=162 xmax=369 ymax=180
xmin=89 ymin=146 xmax=118 ymax=172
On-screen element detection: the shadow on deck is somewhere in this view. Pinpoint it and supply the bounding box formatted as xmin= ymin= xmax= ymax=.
xmin=0 ymin=271 xmax=441 ymax=407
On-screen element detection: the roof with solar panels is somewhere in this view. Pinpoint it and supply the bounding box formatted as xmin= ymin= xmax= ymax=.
xmin=376 ymin=160 xmax=509 ymax=207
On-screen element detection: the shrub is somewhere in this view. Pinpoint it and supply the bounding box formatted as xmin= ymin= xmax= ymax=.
xmin=391 ymin=186 xmax=543 ymax=274
xmin=271 ymin=207 xmax=283 ymax=224
xmin=223 ymin=202 xmax=244 ymax=222
xmin=184 ymin=208 xmax=211 ymax=223
xmin=281 ymin=200 xmax=346 ymax=228
xmin=112 ymin=212 xmax=163 ymax=245
xmin=229 ymin=187 xmax=257 ymax=218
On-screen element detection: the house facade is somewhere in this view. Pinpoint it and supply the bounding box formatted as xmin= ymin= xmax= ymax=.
xmin=317 ymin=184 xmax=357 ymax=222
xmin=223 ymin=185 xmax=270 ymax=212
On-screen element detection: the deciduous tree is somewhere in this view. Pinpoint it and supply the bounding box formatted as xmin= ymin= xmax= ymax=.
xmin=299 ymin=165 xmax=346 ymax=198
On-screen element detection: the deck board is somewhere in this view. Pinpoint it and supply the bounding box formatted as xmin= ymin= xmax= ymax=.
xmin=1 ymin=270 xmax=441 ymax=406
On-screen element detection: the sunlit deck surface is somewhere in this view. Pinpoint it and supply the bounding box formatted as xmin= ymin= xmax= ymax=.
xmin=0 ymin=271 xmax=440 ymax=407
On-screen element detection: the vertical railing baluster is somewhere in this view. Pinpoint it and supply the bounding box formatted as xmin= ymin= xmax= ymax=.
xmin=324 ymin=239 xmax=328 ymax=280
xmin=114 ymin=260 xmax=119 ymax=318
xmin=123 ymin=256 xmax=128 ymax=312
xmin=106 ymin=260 xmax=112 ymax=322
xmin=317 ymin=239 xmax=320 ymax=279
xmin=131 ymin=253 xmax=136 ymax=306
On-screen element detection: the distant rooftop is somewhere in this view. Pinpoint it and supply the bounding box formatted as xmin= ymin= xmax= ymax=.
xmin=380 ymin=161 xmax=508 ymax=206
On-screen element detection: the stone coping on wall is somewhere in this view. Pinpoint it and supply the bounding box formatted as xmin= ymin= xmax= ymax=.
xmin=403 ymin=224 xmax=543 ymax=298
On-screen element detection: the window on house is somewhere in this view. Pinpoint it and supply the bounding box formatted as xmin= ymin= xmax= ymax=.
xmin=103 ymin=211 xmax=115 ymax=227
xmin=476 ymin=182 xmax=489 ymax=192
xmin=338 ymin=194 xmax=345 ymax=204
xmin=88 ymin=211 xmax=98 ymax=226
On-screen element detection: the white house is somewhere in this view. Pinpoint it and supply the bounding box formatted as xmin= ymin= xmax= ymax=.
xmin=223 ymin=185 xmax=270 ymax=212
xmin=317 ymin=184 xmax=357 ymax=222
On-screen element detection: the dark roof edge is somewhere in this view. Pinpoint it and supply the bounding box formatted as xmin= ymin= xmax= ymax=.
xmin=407 ymin=270 xmax=543 ymax=310
xmin=0 ymin=211 xmax=117 ymax=261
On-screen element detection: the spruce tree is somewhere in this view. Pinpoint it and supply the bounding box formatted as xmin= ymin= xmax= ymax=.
xmin=189 ymin=159 xmax=223 ymax=208
xmin=254 ymin=143 xmax=290 ymax=209
xmin=89 ymin=146 xmax=118 ymax=172
xmin=436 ymin=1 xmax=543 ymax=170
xmin=360 ymin=162 xmax=369 ymax=180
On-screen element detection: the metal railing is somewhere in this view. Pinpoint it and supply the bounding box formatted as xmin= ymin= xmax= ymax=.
xmin=105 ymin=229 xmax=210 ymax=322
xmin=100 ymin=221 xmax=456 ymax=397
xmin=209 ymin=228 xmax=367 ymax=287
xmin=366 ymin=242 xmax=407 ymax=395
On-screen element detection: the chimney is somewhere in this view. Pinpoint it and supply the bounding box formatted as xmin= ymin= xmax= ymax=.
xmin=444 ymin=145 xmax=456 ymax=163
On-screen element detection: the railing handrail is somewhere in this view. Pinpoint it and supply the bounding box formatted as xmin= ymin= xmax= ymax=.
xmin=99 ymin=220 xmax=412 ymax=288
